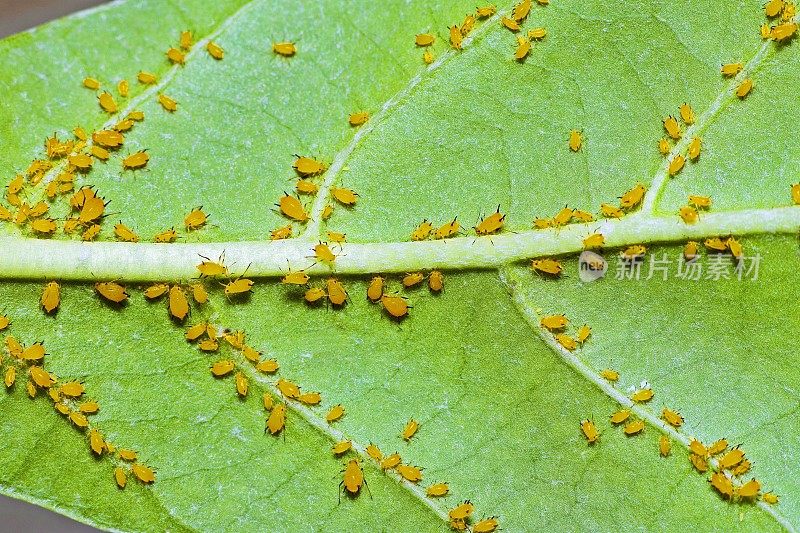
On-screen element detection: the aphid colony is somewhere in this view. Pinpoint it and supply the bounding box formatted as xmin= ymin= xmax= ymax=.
xmin=581 ymin=362 xmax=778 ymax=506
xmin=539 ymin=311 xmax=591 ymax=353
xmin=0 ymin=317 xmax=154 ymax=488
xmin=412 ymin=4 xmax=503 ymax=66
xmin=498 ymin=0 xmax=550 ymax=63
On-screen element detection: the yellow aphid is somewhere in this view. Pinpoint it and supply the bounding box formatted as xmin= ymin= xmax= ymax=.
xmin=555 ymin=333 xmax=577 ymax=351
xmin=31 ymin=218 xmax=57 ymax=235
xmin=116 ymin=79 xmax=129 ymax=98
xmin=689 ymin=453 xmax=709 ymax=472
xmin=6 ymin=336 xmax=22 ymax=357
xmin=668 ymin=154 xmax=685 ymax=176
xmin=282 ymin=269 xmax=309 ymax=285
xmin=450 ymin=25 xmax=463 ymax=49
xmin=272 ymin=42 xmax=297 ymax=57
xmin=623 ymin=419 xmax=644 ymax=436
xmin=687 ymin=137 xmax=702 ymax=160
xmin=327 ymin=278 xmax=348 ymax=306
xmin=719 ymin=448 xmax=745 ymax=470
xmin=475 ymin=207 xmax=505 ymax=235
xmin=381 ymin=294 xmax=410 ymax=319
xmin=476 ymin=5 xmax=496 ymax=17
xmin=332 ymin=440 xmax=352 ymax=455
xmin=207 ymin=41 xmax=224 ymax=60
xmin=531 ymin=258 xmax=563 ymax=277
xmin=82 ymin=222 xmax=101 ymax=238
xmin=704 ymin=237 xmax=728 ymax=252
xmin=69 ymin=411 xmax=89 ymax=428
xmin=428 ymin=270 xmax=444 ymax=292
xmin=397 ymin=464 xmax=423 ymax=483
xmin=631 ymin=388 xmax=654 ymax=403
xmin=772 ymin=22 xmax=798 ymax=41
xmin=362 ymin=444 xmax=382 ymax=463
xmin=449 ymin=501 xmax=475 ymax=521
xmin=28 ymin=366 xmax=56 ymax=389
xmin=118 ymin=449 xmax=137 ymax=461
xmin=89 ymin=429 xmax=105 ymax=455
xmin=132 ymin=463 xmax=155 ymax=484
xmin=732 ymin=459 xmax=752 ymax=477
xmin=68 ymin=153 xmax=93 ymax=171
xmin=220 ymin=274 xmax=252 ymax=296
xmin=98 ymin=92 xmax=118 ymax=114
xmin=0 ymin=205 xmax=11 ymax=221
xmin=663 ymin=116 xmax=681 ymax=139
xmin=293 ymin=156 xmax=326 ymax=176
xmin=555 ymin=207 xmax=574 ymax=226
xmin=197 ymin=257 xmax=228 ymax=278
xmin=688 ymin=438 xmax=707 ymax=457
xmin=114 ymin=467 xmax=127 ymax=489
xmin=345 ymin=111 xmax=370 ymax=128
xmin=198 ymin=338 xmax=219 ymax=352
xmin=92 ymin=129 xmax=125 ymax=148
xmin=580 ymin=419 xmax=599 ymax=444
xmin=783 ymin=2 xmax=796 ymax=19
xmin=679 ymin=103 xmax=695 ymax=125
xmin=4 ymin=367 xmax=15 ymax=388
xmin=415 ymin=33 xmax=435 ymax=46
xmin=185 ymin=322 xmax=207 ymax=342
xmin=79 ymin=196 xmax=106 ymax=224
xmin=367 ymin=276 xmax=385 ymax=302
xmin=761 ymin=23 xmax=773 ymax=39
xmin=660 ymin=408 xmax=683 ymax=427
xmin=255 ymin=359 xmax=280 ymax=373
xmin=27 ymin=381 xmax=37 ymax=398
xmin=540 ymin=314 xmax=568 ymax=331
xmin=21 ymin=343 xmax=46 ymax=362
xmin=0 ymin=314 xmax=9 ymax=331
xmin=331 ymin=187 xmax=358 ymax=206
xmin=83 ymin=77 xmax=100 ymax=90
xmin=179 ymin=29 xmax=193 ymax=50
xmin=583 ymin=232 xmax=605 ymax=249
xmin=599 ymin=368 xmax=619 ymax=382
xmin=679 ymin=205 xmax=698 ymax=224
xmin=235 ymin=372 xmax=248 ymax=397
xmin=242 ymin=345 xmax=261 ymax=363
xmin=721 ymin=62 xmax=743 ymax=76
xmin=266 ymin=403 xmax=287 ymax=435
xmin=123 ymin=151 xmax=149 ymax=170
xmin=166 ymin=285 xmax=189 ymax=320
xmin=402 ymin=272 xmax=425 ymax=287
xmin=621 ymin=245 xmax=646 ymax=261
xmin=298 ymin=392 xmax=322 ymax=405
xmin=411 ymin=220 xmax=433 ymax=241
xmin=763 ymin=492 xmax=779 ymax=504
xmin=572 ymin=209 xmax=594 ymax=223
xmin=113 ymin=223 xmax=139 ymax=243
xmin=738 ymin=478 xmax=760 ymax=499
xmin=158 ymin=94 xmax=178 ymax=112
xmin=513 ymin=0 xmax=532 ymax=21
xmin=143 ymin=283 xmax=169 ymax=300
xmin=276 ymin=378 xmax=300 ymax=399
xmin=137 ymin=71 xmax=157 ymax=84
xmin=434 ymin=218 xmax=460 ymax=239
xmin=709 ymin=472 xmax=734 ymax=499
xmin=620 ymin=183 xmax=646 ymax=209
xmin=736 ymin=78 xmax=753 ymax=98
xmin=569 ymin=129 xmax=583 ymax=152
xmin=576 ymin=324 xmax=591 ymax=343
xmin=473 ymin=518 xmax=500 ymax=533
xmin=659 ymin=435 xmax=671 ymax=457
xmin=658 ymin=137 xmax=671 ymax=156
xmin=166 ymin=47 xmax=185 ymax=64
xmin=326 ymin=231 xmax=346 ymax=243
xmin=271 ymin=224 xmax=293 ymax=240
xmin=61 ymin=381 xmax=85 ymax=397
xmin=402 ymin=419 xmax=420 ymax=441
xmin=501 ymin=16 xmax=520 ymax=31
xmin=211 ymin=360 xmax=235 ymax=377
xmin=278 ymin=194 xmax=309 ymax=222
xmin=686 ymin=195 xmax=711 ymax=209
xmin=683 ymin=241 xmax=700 ymax=261
xmin=609 ymin=409 xmax=630 ymax=425
xmin=427 ymin=482 xmax=449 ymax=497
xmin=191 ymin=283 xmax=208 ymax=304
xmin=526 ymin=28 xmax=547 ymax=41
xmin=462 ymin=14 xmax=476 ymax=35
xmin=726 ymin=237 xmax=743 ymax=259
xmin=766 ymin=0 xmax=785 ymax=16
xmin=791 ymin=183 xmax=800 ymax=204
xmin=423 ymin=50 xmax=434 ymax=64
xmin=515 ymin=36 xmax=531 ymax=61
xmin=183 ymin=207 xmax=208 ymax=230
xmin=262 ymin=393 xmax=274 ymax=411
xmin=313 ymin=242 xmax=337 ymax=263
xmin=326 ymin=404 xmax=345 ymax=423
xmin=341 ymin=459 xmax=366 ymax=496
xmin=95 ymin=282 xmax=128 ymax=303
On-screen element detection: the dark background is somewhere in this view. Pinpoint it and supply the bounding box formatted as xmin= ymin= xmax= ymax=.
xmin=1 ymin=3 xmax=107 ymax=531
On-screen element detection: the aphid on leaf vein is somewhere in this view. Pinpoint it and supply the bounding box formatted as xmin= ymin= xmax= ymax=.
xmin=688 ymin=138 xmax=702 ymax=160
xmin=721 ymin=63 xmax=743 ymax=76
xmin=474 ymin=206 xmax=505 ymax=235
xmin=668 ymin=154 xmax=685 ymax=176
xmin=661 ymin=408 xmax=684 ymax=427
xmin=609 ymin=409 xmax=630 ymax=425
xmin=599 ymin=368 xmax=619 ymax=382
xmin=293 ymin=156 xmax=326 ymax=176
xmin=679 ymin=103 xmax=695 ymax=125
xmin=623 ymin=419 xmax=644 ymax=436
xmin=450 ymin=25 xmax=464 ymax=49
xmin=631 ymin=388 xmax=653 ymax=403
xmin=137 ymin=71 xmax=157 ymax=84
xmin=331 ymin=187 xmax=358 ymax=206
xmin=411 ymin=220 xmax=433 ymax=241
xmin=397 ymin=464 xmax=423 ymax=483
xmin=540 ymin=314 xmax=568 ymax=331
xmin=619 ymin=183 xmax=646 ymax=209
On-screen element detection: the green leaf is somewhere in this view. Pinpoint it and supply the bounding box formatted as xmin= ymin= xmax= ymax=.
xmin=0 ymin=0 xmax=798 ymax=532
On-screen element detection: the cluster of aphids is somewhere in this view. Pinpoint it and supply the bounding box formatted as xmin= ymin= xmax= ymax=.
xmin=0 ymin=314 xmax=154 ymax=488
xmin=499 ymin=0 xmax=549 ymax=62
xmin=580 ymin=365 xmax=779 ymax=506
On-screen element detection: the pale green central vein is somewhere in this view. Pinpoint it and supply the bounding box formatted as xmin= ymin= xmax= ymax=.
xmin=497 ymin=267 xmax=797 ymax=533
xmin=0 ymin=206 xmax=797 ymax=281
